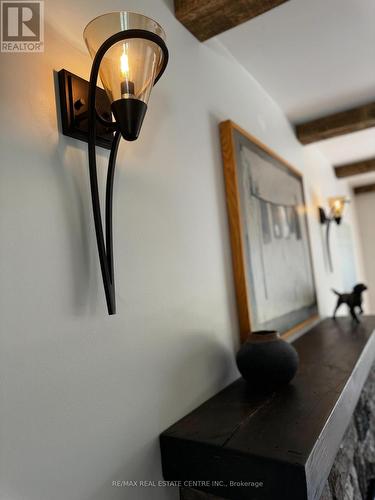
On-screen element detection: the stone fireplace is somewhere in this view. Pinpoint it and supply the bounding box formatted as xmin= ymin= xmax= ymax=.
xmin=160 ymin=318 xmax=375 ymax=500
xmin=321 ymin=364 xmax=375 ymax=500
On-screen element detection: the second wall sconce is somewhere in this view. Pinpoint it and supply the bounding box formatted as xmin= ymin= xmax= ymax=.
xmin=318 ymin=196 xmax=350 ymax=272
xmin=58 ymin=12 xmax=169 ymax=315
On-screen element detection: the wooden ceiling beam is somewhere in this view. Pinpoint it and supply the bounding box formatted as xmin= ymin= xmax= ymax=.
xmin=295 ymin=102 xmax=375 ymax=144
xmin=174 ymin=0 xmax=289 ymax=41
xmin=334 ymin=158 xmax=375 ymax=178
xmin=353 ymin=184 xmax=375 ymax=195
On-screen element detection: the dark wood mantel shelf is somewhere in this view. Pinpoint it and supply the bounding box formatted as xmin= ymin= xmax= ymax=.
xmin=160 ymin=317 xmax=375 ymax=500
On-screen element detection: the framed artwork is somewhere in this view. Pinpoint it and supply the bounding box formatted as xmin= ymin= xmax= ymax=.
xmin=220 ymin=120 xmax=318 ymax=343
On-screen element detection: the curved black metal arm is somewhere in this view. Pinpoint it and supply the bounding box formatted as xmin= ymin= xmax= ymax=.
xmin=105 ymin=130 xmax=121 ymax=287
xmin=87 ymin=29 xmax=168 ymax=314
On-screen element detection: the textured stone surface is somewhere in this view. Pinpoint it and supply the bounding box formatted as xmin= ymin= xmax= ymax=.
xmin=323 ymin=363 xmax=375 ymax=500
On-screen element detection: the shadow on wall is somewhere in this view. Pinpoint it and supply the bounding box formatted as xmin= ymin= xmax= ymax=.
xmin=159 ymin=331 xmax=235 ymax=423
xmin=52 ymin=69 xmax=99 ymax=315
xmin=310 ymin=190 xmax=331 ymax=273
xmin=87 ymin=333 xmax=235 ymax=500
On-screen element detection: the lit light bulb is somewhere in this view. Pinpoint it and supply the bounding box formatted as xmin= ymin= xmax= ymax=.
xmin=120 ymin=46 xmax=134 ymax=98
xmin=328 ymin=196 xmax=349 ymax=223
xmin=333 ymin=200 xmax=342 ymax=215
xmin=120 ymin=51 xmax=129 ymax=77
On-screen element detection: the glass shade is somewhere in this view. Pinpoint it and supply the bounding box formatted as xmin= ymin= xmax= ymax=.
xmin=328 ymin=196 xmax=349 ymax=219
xmin=83 ymin=12 xmax=166 ymax=105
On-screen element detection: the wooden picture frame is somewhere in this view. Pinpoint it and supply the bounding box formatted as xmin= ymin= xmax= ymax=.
xmin=220 ymin=120 xmax=318 ymax=343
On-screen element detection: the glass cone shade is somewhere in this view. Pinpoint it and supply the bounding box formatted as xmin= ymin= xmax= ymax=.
xmin=84 ymin=12 xmax=167 ymax=140
xmin=328 ymin=196 xmax=349 ymax=219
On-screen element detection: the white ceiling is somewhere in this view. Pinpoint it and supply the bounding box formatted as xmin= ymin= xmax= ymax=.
xmin=317 ymin=129 xmax=375 ymax=166
xmin=217 ymin=0 xmax=375 ymax=178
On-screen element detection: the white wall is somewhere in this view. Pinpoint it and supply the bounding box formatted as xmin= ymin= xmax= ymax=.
xmin=354 ymin=192 xmax=375 ymax=312
xmin=0 ymin=1 xmax=366 ymax=499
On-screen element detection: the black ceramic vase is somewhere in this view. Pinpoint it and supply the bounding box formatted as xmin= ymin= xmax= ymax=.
xmin=236 ymin=331 xmax=299 ymax=393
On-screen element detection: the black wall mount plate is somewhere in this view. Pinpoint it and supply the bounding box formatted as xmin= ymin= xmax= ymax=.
xmin=58 ymin=69 xmax=114 ymax=150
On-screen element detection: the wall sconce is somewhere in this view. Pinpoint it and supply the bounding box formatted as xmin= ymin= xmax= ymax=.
xmin=318 ymin=196 xmax=350 ymax=272
xmin=58 ymin=12 xmax=169 ymax=314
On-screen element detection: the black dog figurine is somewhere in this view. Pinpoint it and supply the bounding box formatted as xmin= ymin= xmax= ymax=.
xmin=332 ymin=283 xmax=368 ymax=323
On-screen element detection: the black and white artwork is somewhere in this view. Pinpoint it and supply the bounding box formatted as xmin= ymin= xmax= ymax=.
xmin=234 ymin=132 xmax=318 ymax=334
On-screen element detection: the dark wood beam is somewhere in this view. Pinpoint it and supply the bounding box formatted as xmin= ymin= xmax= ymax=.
xmin=354 ymin=184 xmax=375 ymax=195
xmin=334 ymin=158 xmax=375 ymax=178
xmin=174 ymin=0 xmax=289 ymax=41
xmin=295 ymin=102 xmax=375 ymax=144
